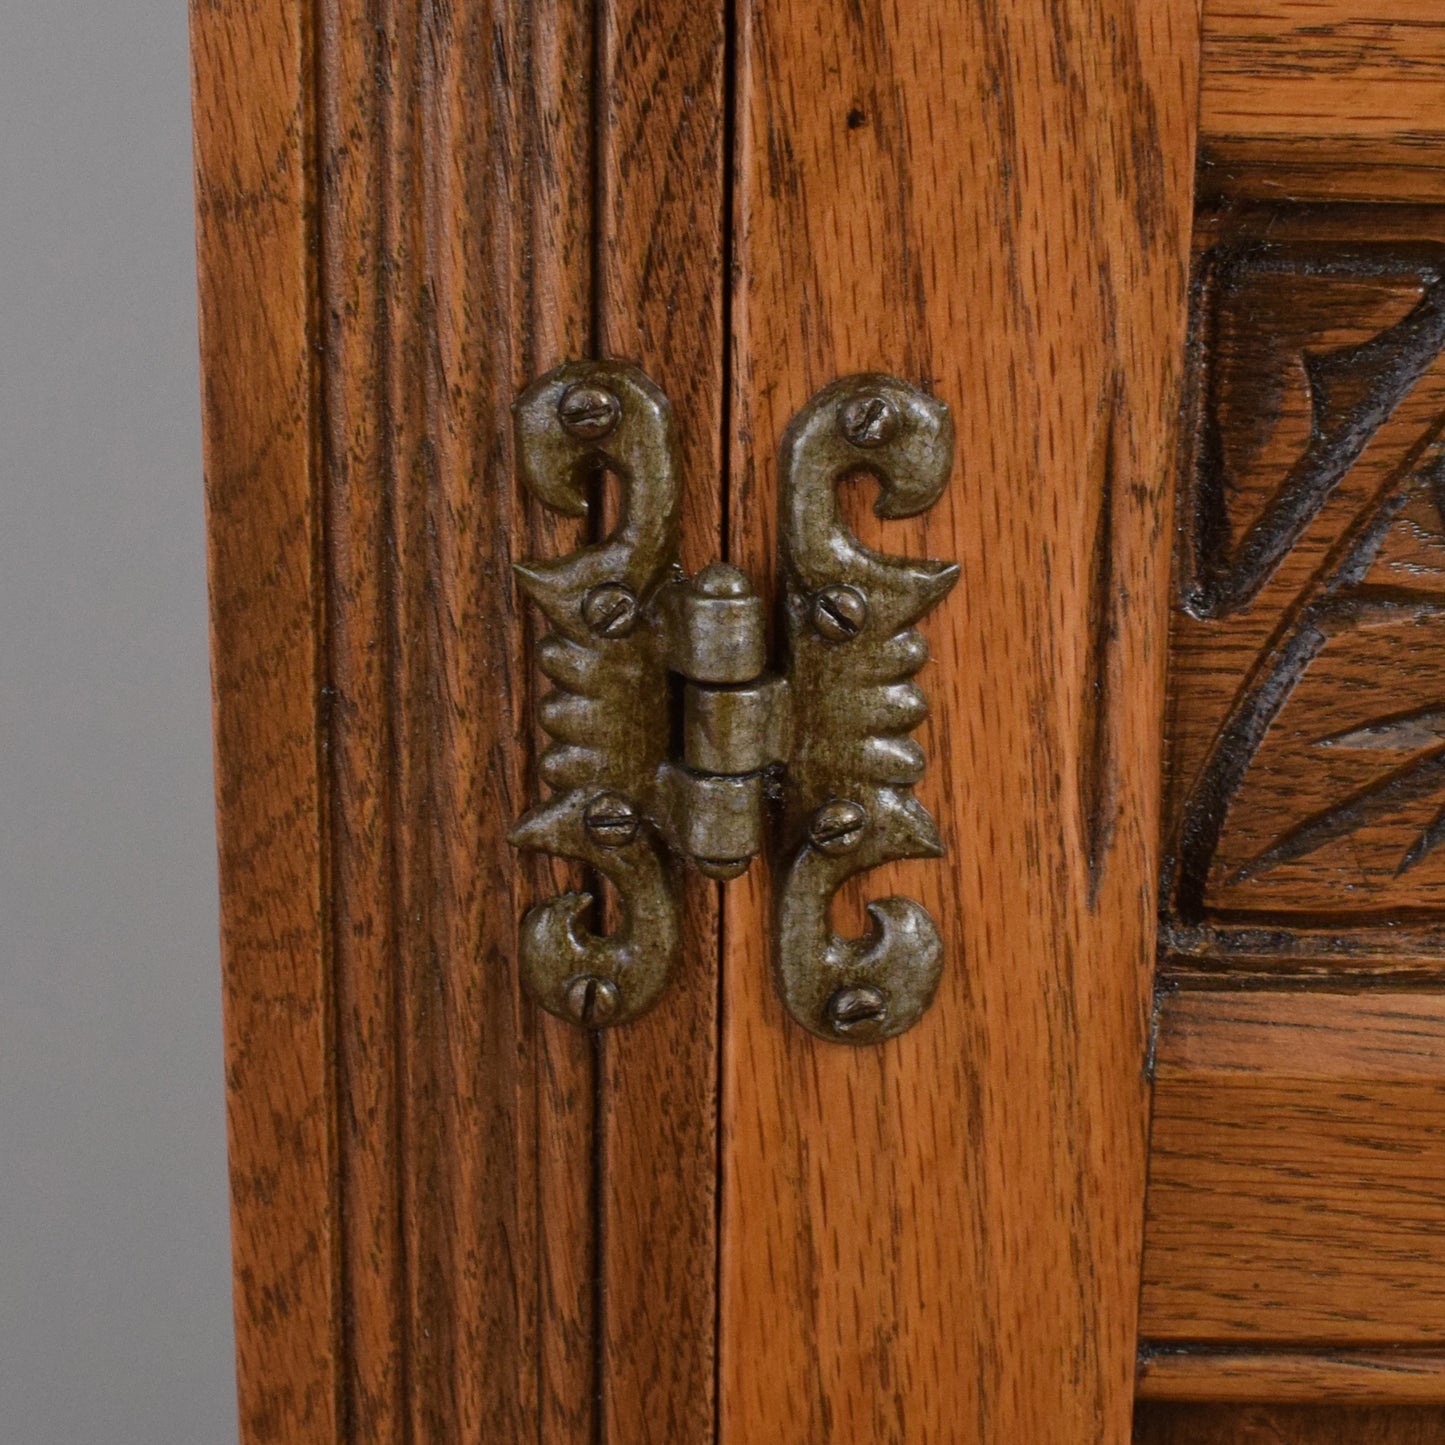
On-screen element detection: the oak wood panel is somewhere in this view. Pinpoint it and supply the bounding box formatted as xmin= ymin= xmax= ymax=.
xmin=190 ymin=2 xmax=336 ymax=1438
xmin=1162 ymin=217 xmax=1445 ymax=941
xmin=1139 ymin=990 xmax=1445 ymax=1348
xmin=313 ymin=0 xmax=601 ymax=1438
xmin=1135 ymin=1403 xmax=1445 ymax=1444
xmin=595 ymin=1 xmax=727 ymax=1438
xmin=195 ymin=0 xmax=603 ymax=1439
xmin=721 ymin=4 xmax=1201 ymax=1440
xmin=1200 ymin=1 xmax=1445 ymax=202
xmin=1138 ymin=1349 xmax=1445 ymax=1405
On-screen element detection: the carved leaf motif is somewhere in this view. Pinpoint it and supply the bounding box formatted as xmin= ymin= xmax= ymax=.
xmin=1169 ymin=245 xmax=1445 ymax=926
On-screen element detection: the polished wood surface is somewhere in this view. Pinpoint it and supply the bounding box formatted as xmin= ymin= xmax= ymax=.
xmin=1147 ymin=196 xmax=1445 ymax=1414
xmin=1136 ymin=1404 xmax=1445 ymax=1444
xmin=308 ymin=0 xmax=599 ymax=1437
xmin=191 ymin=2 xmax=336 ymax=1437
xmin=196 ymin=0 xmax=734 ymax=1435
xmin=1140 ymin=990 xmax=1445 ymax=1349
xmin=720 ymin=3 xmax=1200 ymax=1440
xmin=1200 ymin=1 xmax=1445 ymax=201
xmin=195 ymin=0 xmax=602 ymax=1437
xmin=595 ymin=0 xmax=726 ymax=1436
xmin=196 ymin=0 xmax=1445 ymax=1438
xmin=1139 ymin=1349 xmax=1445 ymax=1406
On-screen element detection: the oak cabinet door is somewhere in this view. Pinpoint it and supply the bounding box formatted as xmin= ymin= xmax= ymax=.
xmin=190 ymin=1 xmax=1445 ymax=1441
xmin=1134 ymin=8 xmax=1445 ymax=1443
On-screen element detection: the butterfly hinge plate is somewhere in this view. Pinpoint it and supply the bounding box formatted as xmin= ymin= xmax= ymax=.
xmin=509 ymin=360 xmax=957 ymax=1044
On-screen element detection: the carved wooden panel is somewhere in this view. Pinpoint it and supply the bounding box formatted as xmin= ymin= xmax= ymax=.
xmin=1164 ymin=222 xmax=1445 ymax=949
xmin=1147 ymin=210 xmax=1445 ymax=1405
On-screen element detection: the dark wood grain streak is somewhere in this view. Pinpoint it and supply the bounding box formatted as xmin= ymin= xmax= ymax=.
xmin=1083 ymin=396 xmax=1122 ymax=908
xmin=595 ymin=0 xmax=727 ymax=1438
xmin=721 ymin=3 xmax=1201 ymax=1440
xmin=1139 ymin=1348 xmax=1445 ymax=1405
xmin=1135 ymin=1402 xmax=1445 ymax=1444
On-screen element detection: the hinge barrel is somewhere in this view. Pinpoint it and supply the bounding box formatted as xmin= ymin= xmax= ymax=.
xmin=661 ymin=565 xmax=788 ymax=879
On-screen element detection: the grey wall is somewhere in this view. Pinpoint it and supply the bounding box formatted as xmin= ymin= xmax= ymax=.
xmin=0 ymin=2 xmax=236 ymax=1441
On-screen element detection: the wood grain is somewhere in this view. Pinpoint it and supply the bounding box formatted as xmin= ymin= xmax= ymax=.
xmin=194 ymin=0 xmax=602 ymax=1438
xmin=720 ymin=3 xmax=1201 ymax=1441
xmin=1163 ymin=221 xmax=1445 ymax=938
xmin=595 ymin=0 xmax=727 ymax=1438
xmin=1139 ymin=1348 xmax=1445 ymax=1405
xmin=190 ymin=2 xmax=337 ymax=1438
xmin=1139 ymin=990 xmax=1445 ymax=1348
xmin=313 ymin=0 xmax=600 ymax=1438
xmin=1200 ymin=1 xmax=1445 ymax=202
xmin=1135 ymin=1403 xmax=1445 ymax=1444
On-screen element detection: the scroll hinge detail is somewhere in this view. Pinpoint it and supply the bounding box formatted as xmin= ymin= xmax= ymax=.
xmin=509 ymin=361 xmax=957 ymax=1044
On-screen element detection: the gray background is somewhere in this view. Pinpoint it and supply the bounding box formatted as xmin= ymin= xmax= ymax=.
xmin=0 ymin=1 xmax=236 ymax=1441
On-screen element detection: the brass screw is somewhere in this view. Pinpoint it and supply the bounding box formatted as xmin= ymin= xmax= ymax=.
xmin=557 ymin=381 xmax=622 ymax=440
xmin=825 ymin=985 xmax=889 ymax=1036
xmin=583 ymin=791 xmax=640 ymax=848
xmin=808 ymin=798 xmax=868 ymax=855
xmin=581 ymin=581 xmax=639 ymax=637
xmin=810 ymin=584 xmax=868 ymax=642
xmin=564 ymin=975 xmax=621 ymax=1027
xmin=840 ymin=393 xmax=899 ymax=448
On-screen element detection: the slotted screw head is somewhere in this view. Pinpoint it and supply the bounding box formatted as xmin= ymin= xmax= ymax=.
xmin=564 ymin=975 xmax=621 ymax=1028
xmin=825 ymin=985 xmax=889 ymax=1036
xmin=557 ymin=381 xmax=622 ymax=440
xmin=808 ymin=798 xmax=868 ymax=855
xmin=810 ymin=584 xmax=869 ymax=642
xmin=583 ymin=791 xmax=640 ymax=848
xmin=839 ymin=393 xmax=899 ymax=448
xmin=581 ymin=581 xmax=639 ymax=638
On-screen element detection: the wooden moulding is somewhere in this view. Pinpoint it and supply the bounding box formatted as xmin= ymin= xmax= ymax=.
xmin=1138 ymin=1347 xmax=1445 ymax=1405
xmin=191 ymin=0 xmax=726 ymax=1438
xmin=1135 ymin=1400 xmax=1445 ymax=1445
xmin=1138 ymin=989 xmax=1445 ymax=1393
xmin=1148 ymin=193 xmax=1445 ymax=1407
xmin=1199 ymin=1 xmax=1445 ymax=203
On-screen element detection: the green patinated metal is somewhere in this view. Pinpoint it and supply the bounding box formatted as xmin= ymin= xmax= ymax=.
xmin=774 ymin=375 xmax=959 ymax=1043
xmin=511 ymin=361 xmax=956 ymax=1043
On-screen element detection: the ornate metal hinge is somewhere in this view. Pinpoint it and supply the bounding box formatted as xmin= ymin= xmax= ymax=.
xmin=510 ymin=361 xmax=957 ymax=1044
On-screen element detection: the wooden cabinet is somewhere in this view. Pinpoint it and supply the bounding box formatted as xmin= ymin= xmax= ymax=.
xmin=189 ymin=1 xmax=1445 ymax=1439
